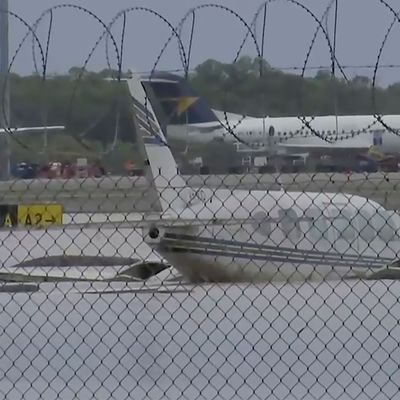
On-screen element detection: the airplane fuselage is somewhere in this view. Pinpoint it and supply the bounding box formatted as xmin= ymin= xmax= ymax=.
xmin=146 ymin=188 xmax=400 ymax=283
xmin=168 ymin=115 xmax=400 ymax=153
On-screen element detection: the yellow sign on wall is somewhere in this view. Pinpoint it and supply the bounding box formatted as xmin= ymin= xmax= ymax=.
xmin=17 ymin=204 xmax=63 ymax=227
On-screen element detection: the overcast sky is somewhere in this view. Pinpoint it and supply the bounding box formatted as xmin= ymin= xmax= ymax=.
xmin=7 ymin=0 xmax=400 ymax=86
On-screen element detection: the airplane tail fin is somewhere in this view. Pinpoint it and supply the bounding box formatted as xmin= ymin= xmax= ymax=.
xmin=126 ymin=73 xmax=191 ymax=215
xmin=141 ymin=72 xmax=219 ymax=126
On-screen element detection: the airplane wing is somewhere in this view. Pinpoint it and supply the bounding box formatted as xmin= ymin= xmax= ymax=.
xmin=184 ymin=123 xmax=222 ymax=133
xmin=0 ymin=254 xmax=185 ymax=295
xmin=0 ymin=126 xmax=65 ymax=135
xmin=279 ymin=139 xmax=371 ymax=150
xmin=0 ymin=255 xmax=172 ymax=285
xmin=0 ymin=213 xmax=232 ymax=292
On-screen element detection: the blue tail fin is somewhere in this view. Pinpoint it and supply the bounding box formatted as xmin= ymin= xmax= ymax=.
xmin=141 ymin=72 xmax=219 ymax=125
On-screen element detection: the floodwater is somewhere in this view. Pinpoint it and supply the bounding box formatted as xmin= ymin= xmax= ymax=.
xmin=0 ymin=226 xmax=399 ymax=399
xmin=1 ymin=279 xmax=399 ymax=399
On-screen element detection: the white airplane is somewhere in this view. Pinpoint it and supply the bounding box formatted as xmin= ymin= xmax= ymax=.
xmin=141 ymin=72 xmax=400 ymax=154
xmin=2 ymin=75 xmax=400 ymax=292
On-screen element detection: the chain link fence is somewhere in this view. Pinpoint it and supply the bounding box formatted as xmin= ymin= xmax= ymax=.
xmin=3 ymin=169 xmax=400 ymax=400
xmin=3 ymin=1 xmax=400 ymax=399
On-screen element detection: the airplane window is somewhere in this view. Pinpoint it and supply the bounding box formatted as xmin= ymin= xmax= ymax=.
xmin=269 ymin=126 xmax=275 ymax=137
xmin=279 ymin=208 xmax=301 ymax=241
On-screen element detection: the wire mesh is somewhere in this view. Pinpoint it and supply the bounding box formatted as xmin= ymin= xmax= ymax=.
xmin=2 ymin=1 xmax=400 ymax=399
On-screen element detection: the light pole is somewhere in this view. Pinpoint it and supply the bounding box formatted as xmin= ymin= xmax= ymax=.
xmin=0 ymin=0 xmax=9 ymax=180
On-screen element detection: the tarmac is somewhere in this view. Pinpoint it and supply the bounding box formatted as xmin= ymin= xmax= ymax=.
xmin=0 ymin=171 xmax=399 ymax=212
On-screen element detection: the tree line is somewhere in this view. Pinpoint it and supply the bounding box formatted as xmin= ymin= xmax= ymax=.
xmin=7 ymin=58 xmax=400 ymax=172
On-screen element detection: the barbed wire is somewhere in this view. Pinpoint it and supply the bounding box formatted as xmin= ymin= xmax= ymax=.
xmin=3 ymin=3 xmax=400 ymax=398
xmin=3 ymin=1 xmax=400 ymax=154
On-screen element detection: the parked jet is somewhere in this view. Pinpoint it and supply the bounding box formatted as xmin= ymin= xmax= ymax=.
xmin=141 ymin=72 xmax=400 ymax=154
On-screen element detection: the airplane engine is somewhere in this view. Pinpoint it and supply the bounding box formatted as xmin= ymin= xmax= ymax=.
xmin=117 ymin=260 xmax=170 ymax=280
xmin=144 ymin=224 xmax=165 ymax=244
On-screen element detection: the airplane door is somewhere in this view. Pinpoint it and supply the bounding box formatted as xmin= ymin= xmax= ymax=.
xmin=327 ymin=207 xmax=359 ymax=255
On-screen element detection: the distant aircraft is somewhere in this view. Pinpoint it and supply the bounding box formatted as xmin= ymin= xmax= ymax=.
xmin=141 ymin=72 xmax=400 ymax=154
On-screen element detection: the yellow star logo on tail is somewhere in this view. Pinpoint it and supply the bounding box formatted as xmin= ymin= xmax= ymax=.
xmin=176 ymin=97 xmax=199 ymax=116
xmin=162 ymin=97 xmax=199 ymax=116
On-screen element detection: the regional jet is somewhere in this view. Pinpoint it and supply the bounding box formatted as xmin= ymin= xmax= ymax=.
xmin=141 ymin=72 xmax=400 ymax=154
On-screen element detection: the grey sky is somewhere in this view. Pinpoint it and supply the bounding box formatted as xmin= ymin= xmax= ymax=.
xmin=8 ymin=0 xmax=400 ymax=86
